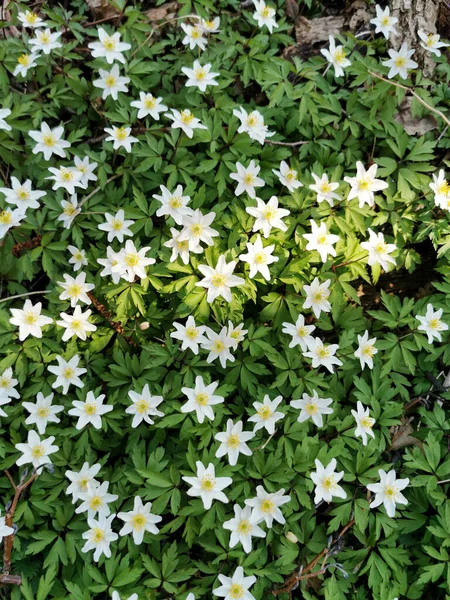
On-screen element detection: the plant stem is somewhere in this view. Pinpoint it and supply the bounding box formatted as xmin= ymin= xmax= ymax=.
xmin=0 ymin=290 xmax=49 ymax=304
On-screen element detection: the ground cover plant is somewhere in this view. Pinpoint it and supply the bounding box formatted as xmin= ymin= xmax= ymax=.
xmin=0 ymin=0 xmax=450 ymax=599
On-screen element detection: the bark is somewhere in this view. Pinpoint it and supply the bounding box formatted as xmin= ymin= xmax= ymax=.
xmin=391 ymin=0 xmax=440 ymax=77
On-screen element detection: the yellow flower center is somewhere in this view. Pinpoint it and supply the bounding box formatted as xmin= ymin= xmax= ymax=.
xmin=212 ymin=340 xmax=225 ymax=353
xmin=227 ymin=434 xmax=240 ymax=448
xmin=186 ymin=326 xmax=198 ymax=339
xmin=320 ymin=182 xmax=332 ymax=193
xmin=17 ymin=188 xmax=30 ymax=200
xmin=64 ymin=368 xmax=75 ymax=379
xmin=191 ymin=27 xmax=201 ymax=39
xmin=247 ymin=114 xmax=258 ymax=127
xmin=381 ymin=16 xmax=390 ymax=26
xmin=261 ymin=7 xmax=271 ymax=18
xmin=25 ymin=11 xmax=39 ymax=24
xmin=195 ymin=67 xmax=207 ymax=80
xmin=89 ymin=496 xmax=103 ymax=510
xmin=68 ymin=284 xmax=81 ymax=297
xmin=358 ymin=178 xmax=371 ymax=191
xmin=263 ymin=208 xmax=276 ymax=221
xmin=84 ymin=402 xmax=97 ymax=415
xmin=322 ymin=475 xmax=337 ymax=492
xmin=177 ymin=240 xmax=189 ymax=251
xmin=426 ymin=34 xmax=437 ymax=47
xmin=429 ymin=318 xmax=441 ymax=330
xmin=71 ymin=320 xmax=82 ymax=330
xmin=37 ymin=407 xmax=50 ymax=418
xmin=196 ymin=393 xmax=209 ymax=406
xmin=61 ymin=169 xmax=74 ymax=181
xmin=0 ymin=210 xmax=12 ymax=224
xmin=31 ymin=444 xmax=45 ymax=458
xmin=91 ymin=528 xmax=105 ymax=543
xmin=318 ymin=347 xmax=330 ymax=359
xmin=64 ymin=205 xmax=77 ymax=216
xmin=297 ymin=326 xmax=308 ymax=337
xmin=257 ymin=405 xmax=272 ymax=419
xmin=317 ymin=235 xmax=327 ymax=245
xmin=105 ymin=75 xmax=116 ymax=87
xmin=39 ymin=32 xmax=51 ymax=44
xmin=362 ymin=345 xmax=375 ymax=357
xmin=360 ymin=416 xmax=374 ymax=429
xmin=144 ymin=96 xmax=157 ymax=109
xmin=334 ymin=48 xmax=347 ymax=64
xmin=200 ymin=474 xmax=216 ymax=490
xmin=205 ymin=20 xmax=214 ymax=28
xmin=437 ymin=182 xmax=450 ymax=195
xmin=230 ymin=330 xmax=240 ymax=339
xmin=103 ymin=37 xmax=116 ymax=51
xmin=169 ymin=196 xmax=183 ymax=209
xmin=79 ymin=477 xmax=90 ymax=491
xmin=75 ymin=253 xmax=84 ymax=261
xmin=43 ymin=134 xmax=56 ymax=147
xmin=394 ymin=56 xmax=406 ymax=68
xmin=254 ymin=252 xmax=267 ymax=264
xmin=384 ymin=485 xmax=398 ymax=499
xmin=0 ymin=379 xmax=9 ymax=387
xmin=286 ymin=170 xmax=297 ymax=181
xmin=136 ymin=398 xmax=149 ymax=414
xmin=243 ymin=174 xmax=255 ymax=186
xmin=261 ymin=499 xmax=274 ymax=513
xmin=305 ymin=402 xmax=318 ymax=415
xmin=211 ymin=274 xmax=226 ymax=287
xmin=112 ymin=219 xmax=122 ymax=230
xmin=180 ymin=110 xmax=194 ymax=124
xmin=18 ymin=53 xmax=31 ymax=66
xmin=229 ymin=584 xmax=245 ymax=599
xmin=24 ymin=312 xmax=37 ymax=325
xmin=124 ymin=253 xmax=139 ymax=267
xmin=237 ymin=519 xmax=252 ymax=534
xmin=115 ymin=128 xmax=128 ymax=141
xmin=131 ymin=514 xmax=146 ymax=530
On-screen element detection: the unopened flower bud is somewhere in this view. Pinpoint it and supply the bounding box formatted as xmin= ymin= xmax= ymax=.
xmin=285 ymin=531 xmax=298 ymax=544
xmin=139 ymin=322 xmax=150 ymax=331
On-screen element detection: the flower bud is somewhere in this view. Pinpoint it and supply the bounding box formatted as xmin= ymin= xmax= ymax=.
xmin=285 ymin=531 xmax=298 ymax=544
xmin=139 ymin=322 xmax=150 ymax=330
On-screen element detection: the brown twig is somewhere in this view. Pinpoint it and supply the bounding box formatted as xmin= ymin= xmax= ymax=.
xmin=87 ymin=292 xmax=137 ymax=347
xmin=265 ymin=140 xmax=308 ymax=147
xmin=0 ymin=469 xmax=40 ymax=586
xmin=11 ymin=234 xmax=42 ymax=258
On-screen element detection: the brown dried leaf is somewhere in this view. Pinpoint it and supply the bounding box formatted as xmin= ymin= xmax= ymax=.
xmin=145 ymin=2 xmax=179 ymax=22
xmin=394 ymin=97 xmax=438 ymax=136
xmin=390 ymin=417 xmax=423 ymax=450
xmin=285 ymin=0 xmax=300 ymax=21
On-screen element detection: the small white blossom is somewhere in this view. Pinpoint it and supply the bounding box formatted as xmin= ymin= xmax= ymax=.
xmin=153 ymin=184 xmax=192 ymax=225
xmin=15 ymin=430 xmax=58 ymax=469
xmin=0 ymin=177 xmax=46 ymax=211
xmin=130 ymin=92 xmax=167 ymax=120
xmin=290 ymin=390 xmax=333 ymax=428
xmin=230 ymin=160 xmax=265 ymax=198
xmin=0 ymin=368 xmax=20 ymax=401
xmin=382 ymin=43 xmax=418 ymax=79
xmin=200 ymin=17 xmax=220 ymax=33
xmin=57 ymin=306 xmax=97 ymax=341
xmin=76 ymin=481 xmax=118 ymax=519
xmin=246 ymin=196 xmax=290 ymax=238
xmin=68 ymin=391 xmax=112 ymax=430
xmin=430 ymin=170 xmax=450 ymax=207
xmin=351 ymin=401 xmax=376 ymax=446
xmin=97 ymin=246 xmax=123 ymax=283
xmin=303 ymin=220 xmax=339 ymax=262
xmin=170 ymin=316 xmax=208 ymax=354
xmin=58 ymin=196 xmax=81 ymax=229
xmin=181 ymin=376 xmax=224 ymax=424
xmin=311 ymin=458 xmax=346 ymax=504
xmin=68 ymin=245 xmax=88 ymax=271
xmin=196 ymin=255 xmax=245 ymax=303
xmin=104 ymin=126 xmax=138 ymax=152
xmin=58 ymin=272 xmax=94 ymax=307
xmin=0 ymin=108 xmax=11 ymax=132
xmin=416 ymin=303 xmax=449 ymax=344
xmin=252 ymin=0 xmax=278 ymax=33
xmin=113 ymin=240 xmax=155 ymax=282
xmin=245 ymin=486 xmax=290 ymax=527
xmin=320 ymin=35 xmax=351 ymax=77
xmin=9 ymin=300 xmax=53 ymax=341
xmin=179 ymin=209 xmax=219 ymax=247
xmin=182 ymin=60 xmax=219 ymax=92
xmin=98 ymin=209 xmax=135 ymax=243
xmin=272 ymin=161 xmax=303 ymax=192
xmin=418 ymin=30 xmax=449 ymax=57
xmin=181 ymin=23 xmax=207 ymax=51
xmin=282 ymin=315 xmax=315 ymax=351
xmin=239 ymin=235 xmax=278 ymax=280
xmin=93 ymin=64 xmax=130 ymax=100
xmin=309 ymin=173 xmax=340 ymax=206
xmin=165 ymin=108 xmax=207 ymax=138
xmin=74 ymin=156 xmax=98 ymax=189
xmin=13 ymin=53 xmax=39 ymax=77
xmin=227 ymin=321 xmax=248 ymax=348
xmin=48 ymin=354 xmax=86 ymax=394
xmin=361 ymin=228 xmax=396 ymax=271
xmin=303 ymin=338 xmax=343 ymax=372
xmin=182 ymin=461 xmax=232 ymax=510
xmin=29 ymin=122 xmax=71 ymax=160
xmin=18 ymin=10 xmax=45 ymax=28
xmin=65 ymin=462 xmax=101 ymax=503
xmin=344 ymin=161 xmax=388 ymax=208
xmin=23 ymin=392 xmax=64 ymax=434
xmin=248 ymin=394 xmax=284 ymax=435
xmin=117 ymin=496 xmax=162 ymax=544
xmin=215 ymin=419 xmax=255 ymax=466
xmin=82 ymin=514 xmax=118 ymax=562
xmin=88 ymin=28 xmax=131 ymax=64
xmin=233 ymin=107 xmax=274 ymax=145
xmin=29 ymin=29 xmax=62 ymax=54
xmin=370 ymin=5 xmax=398 ymax=39
xmin=46 ymin=166 xmax=83 ymax=195
xmin=0 ymin=208 xmax=23 ymax=238
xmin=126 ymin=384 xmax=164 ymax=428
xmin=367 ymin=469 xmax=409 ymax=517
xmin=223 ymin=504 xmax=266 ymax=553
xmin=0 ymin=511 xmax=13 ymax=543
xmin=164 ymin=227 xmax=202 ymax=264
xmin=354 ymin=331 xmax=378 ymax=370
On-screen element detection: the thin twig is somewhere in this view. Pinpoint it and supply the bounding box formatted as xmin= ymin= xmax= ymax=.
xmin=265 ymin=139 xmax=308 ymax=147
xmin=368 ymin=71 xmax=450 ymax=128
xmin=78 ymin=174 xmax=121 ymax=209
xmin=131 ymin=14 xmax=201 ymax=59
xmin=0 ymin=290 xmax=49 ymax=304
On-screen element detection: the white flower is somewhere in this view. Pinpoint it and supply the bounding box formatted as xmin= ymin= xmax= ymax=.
xmin=248 ymin=394 xmax=284 ymax=435
xmin=0 ymin=511 xmax=14 ymax=543
xmin=164 ymin=227 xmax=202 ymax=264
xmin=309 ymin=173 xmax=340 ymax=206
xmin=93 ymin=64 xmax=130 ymax=100
xmin=179 ymin=209 xmax=219 ymax=247
xmin=97 ymin=246 xmax=124 ymax=283
xmin=361 ymin=228 xmax=396 ymax=271
xmin=282 ymin=315 xmax=315 ymax=351
xmin=233 ymin=107 xmax=274 ymax=145
xmin=13 ymin=53 xmax=39 ymax=77
xmin=68 ymin=391 xmax=112 ymax=430
xmin=344 ymin=161 xmax=388 ymax=208
xmin=354 ymin=331 xmax=378 ymax=370
xmin=153 ymin=184 xmax=192 ymax=225
xmin=126 ymin=384 xmax=164 ymax=428
xmin=18 ymin=10 xmax=45 ymax=28
xmin=245 ymin=486 xmax=290 ymax=527
xmin=0 ymin=208 xmax=23 ymax=238
xmin=370 ymin=5 xmax=398 ymax=39
xmin=290 ymin=390 xmax=333 ymax=428
xmin=215 ymin=419 xmax=255 ymax=466
xmin=29 ymin=29 xmax=62 ymax=54
xmin=23 ymin=392 xmax=64 ymax=435
xmin=0 ymin=108 xmax=11 ymax=132
xmin=227 ymin=321 xmax=248 ymax=348
xmin=303 ymin=338 xmax=342 ymax=373
xmin=182 ymin=461 xmax=232 ymax=510
xmin=181 ymin=23 xmax=207 ymax=51
xmin=303 ymin=220 xmax=339 ymax=262
xmin=98 ymin=209 xmax=134 ymax=243
xmin=201 ymin=326 xmax=236 ymax=368
xmin=170 ymin=316 xmax=208 ymax=354
xmin=382 ymin=43 xmax=418 ymax=79
xmin=165 ymin=108 xmax=207 ymax=138
xmin=418 ymin=30 xmax=449 ymax=57
xmin=113 ymin=240 xmax=155 ymax=282
xmin=239 ymin=235 xmax=278 ymax=280
xmin=88 ymin=28 xmax=131 ymax=64
xmin=0 ymin=177 xmax=46 ymax=211
xmin=65 ymin=462 xmax=101 ymax=502
xmin=57 ymin=306 xmax=97 ymax=341
xmin=182 ymin=60 xmax=219 ymax=92
xmin=320 ymin=35 xmax=351 ymax=77
xmin=223 ymin=505 xmax=266 ymax=553
xmin=246 ymin=196 xmax=289 ymax=238
xmin=351 ymin=401 xmax=376 ymax=446
xmin=9 ymin=300 xmax=53 ymax=341
xmin=112 ymin=593 xmax=138 ymax=600
xmin=252 ymin=0 xmax=278 ymax=33
xmin=272 ymin=161 xmax=303 ymax=192
xmin=416 ymin=303 xmax=449 ymax=343
xmin=200 ymin=17 xmax=220 ymax=32
xmin=104 ymin=126 xmax=138 ymax=152
xmin=82 ymin=514 xmax=118 ymax=562
xmin=230 ymin=160 xmax=265 ymax=198
xmin=180 ymin=376 xmax=224 ymax=424
xmin=196 ymin=255 xmax=245 ymax=303
xmin=48 ymin=354 xmax=86 ymax=394
xmin=117 ymin=496 xmax=162 ymax=544
xmin=57 ymin=196 xmax=81 ymax=229
xmin=57 ymin=272 xmax=94 ymax=307
xmin=15 ymin=430 xmax=58 ymax=469
xmin=74 ymin=156 xmax=98 ymax=189
xmin=130 ymin=92 xmax=167 ymax=120
xmin=367 ymin=470 xmax=409 ymax=518
xmin=311 ymin=459 xmax=346 ymax=504
xmin=68 ymin=245 xmax=88 ymax=271
xmin=0 ymin=368 xmax=20 ymax=400
xmin=0 ymin=395 xmax=11 ymax=418
xmin=76 ymin=481 xmax=118 ymax=519
xmin=430 ymin=169 xmax=450 ymax=207
xmin=28 ymin=122 xmax=71 ymax=160
xmin=46 ymin=166 xmax=83 ymax=195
